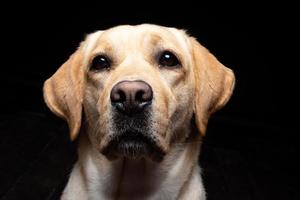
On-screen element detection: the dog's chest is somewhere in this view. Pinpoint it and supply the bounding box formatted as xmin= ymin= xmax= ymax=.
xmin=113 ymin=159 xmax=162 ymax=200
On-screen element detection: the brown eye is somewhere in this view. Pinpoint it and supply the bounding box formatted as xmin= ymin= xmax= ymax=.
xmin=158 ymin=51 xmax=180 ymax=67
xmin=90 ymin=55 xmax=111 ymax=71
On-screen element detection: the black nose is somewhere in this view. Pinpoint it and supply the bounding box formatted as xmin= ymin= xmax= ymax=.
xmin=110 ymin=80 xmax=153 ymax=114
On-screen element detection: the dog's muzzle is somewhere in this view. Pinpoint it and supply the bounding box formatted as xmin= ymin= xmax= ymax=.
xmin=101 ymin=80 xmax=165 ymax=161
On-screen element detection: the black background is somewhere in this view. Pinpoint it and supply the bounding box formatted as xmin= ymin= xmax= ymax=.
xmin=1 ymin=3 xmax=298 ymax=135
xmin=0 ymin=3 xmax=298 ymax=200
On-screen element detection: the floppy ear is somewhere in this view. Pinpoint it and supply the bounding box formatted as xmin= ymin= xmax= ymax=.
xmin=191 ymin=38 xmax=235 ymax=136
xmin=43 ymin=48 xmax=85 ymax=140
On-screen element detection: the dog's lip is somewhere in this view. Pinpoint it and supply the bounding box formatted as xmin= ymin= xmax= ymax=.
xmin=117 ymin=132 xmax=154 ymax=144
xmin=101 ymin=131 xmax=154 ymax=153
xmin=101 ymin=131 xmax=165 ymax=161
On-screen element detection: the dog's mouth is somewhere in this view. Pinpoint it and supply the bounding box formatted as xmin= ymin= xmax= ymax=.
xmin=101 ymin=131 xmax=165 ymax=162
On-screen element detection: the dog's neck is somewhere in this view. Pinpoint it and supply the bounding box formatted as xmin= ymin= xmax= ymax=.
xmin=64 ymin=131 xmax=202 ymax=200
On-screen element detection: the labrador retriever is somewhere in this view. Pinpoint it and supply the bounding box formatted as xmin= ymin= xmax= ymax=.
xmin=43 ymin=24 xmax=235 ymax=200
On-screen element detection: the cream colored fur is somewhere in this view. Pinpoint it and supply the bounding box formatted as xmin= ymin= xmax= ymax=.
xmin=43 ymin=24 xmax=235 ymax=200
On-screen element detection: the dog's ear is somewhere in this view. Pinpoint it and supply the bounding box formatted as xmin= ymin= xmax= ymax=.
xmin=43 ymin=47 xmax=85 ymax=140
xmin=191 ymin=38 xmax=235 ymax=136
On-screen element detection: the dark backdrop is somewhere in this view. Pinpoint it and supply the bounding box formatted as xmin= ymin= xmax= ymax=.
xmin=1 ymin=4 xmax=298 ymax=135
xmin=0 ymin=3 xmax=298 ymax=200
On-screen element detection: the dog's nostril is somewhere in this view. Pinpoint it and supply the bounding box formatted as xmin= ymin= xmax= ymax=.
xmin=111 ymin=89 xmax=126 ymax=103
xmin=135 ymin=88 xmax=152 ymax=103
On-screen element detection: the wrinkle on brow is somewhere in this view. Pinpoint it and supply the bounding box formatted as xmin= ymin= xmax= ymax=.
xmin=83 ymin=31 xmax=103 ymax=65
xmin=145 ymin=34 xmax=163 ymax=48
xmin=92 ymin=40 xmax=114 ymax=57
xmin=92 ymin=36 xmax=129 ymax=68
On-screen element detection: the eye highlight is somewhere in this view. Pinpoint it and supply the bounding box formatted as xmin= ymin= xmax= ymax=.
xmin=158 ymin=51 xmax=181 ymax=68
xmin=90 ymin=55 xmax=111 ymax=71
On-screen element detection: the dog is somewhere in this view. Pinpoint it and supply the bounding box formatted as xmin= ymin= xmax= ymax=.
xmin=43 ymin=24 xmax=235 ymax=200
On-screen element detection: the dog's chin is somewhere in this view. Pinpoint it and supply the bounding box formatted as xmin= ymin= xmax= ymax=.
xmin=101 ymin=131 xmax=165 ymax=162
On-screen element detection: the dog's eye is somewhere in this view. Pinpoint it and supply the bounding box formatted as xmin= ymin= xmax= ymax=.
xmin=90 ymin=55 xmax=111 ymax=71
xmin=158 ymin=51 xmax=180 ymax=67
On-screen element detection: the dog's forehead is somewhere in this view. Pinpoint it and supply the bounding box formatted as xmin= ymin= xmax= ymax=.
xmin=83 ymin=24 xmax=191 ymax=58
xmin=103 ymin=24 xmax=185 ymax=43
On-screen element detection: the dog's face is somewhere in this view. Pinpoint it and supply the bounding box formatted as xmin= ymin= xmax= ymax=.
xmin=83 ymin=25 xmax=197 ymax=161
xmin=43 ymin=24 xmax=235 ymax=161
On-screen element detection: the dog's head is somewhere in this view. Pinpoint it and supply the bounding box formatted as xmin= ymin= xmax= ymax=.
xmin=43 ymin=24 xmax=235 ymax=161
